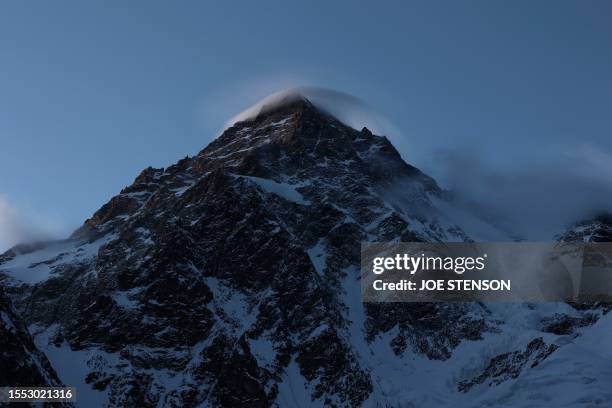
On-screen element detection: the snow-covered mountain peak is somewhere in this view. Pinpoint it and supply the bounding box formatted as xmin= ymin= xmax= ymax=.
xmin=227 ymin=88 xmax=315 ymax=126
xmin=0 ymin=94 xmax=608 ymax=407
xmin=226 ymin=87 xmax=395 ymax=137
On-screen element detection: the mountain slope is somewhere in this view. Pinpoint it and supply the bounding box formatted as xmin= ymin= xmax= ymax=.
xmin=0 ymin=95 xmax=609 ymax=407
xmin=0 ymin=287 xmax=65 ymax=389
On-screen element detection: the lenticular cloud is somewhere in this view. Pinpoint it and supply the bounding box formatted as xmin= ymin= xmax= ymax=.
xmin=225 ymin=87 xmax=396 ymax=137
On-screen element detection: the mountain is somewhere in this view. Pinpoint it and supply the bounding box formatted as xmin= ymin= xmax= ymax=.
xmin=1 ymin=95 xmax=610 ymax=407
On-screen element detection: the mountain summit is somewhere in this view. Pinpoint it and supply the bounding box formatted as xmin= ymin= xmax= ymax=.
xmin=1 ymin=96 xmax=610 ymax=407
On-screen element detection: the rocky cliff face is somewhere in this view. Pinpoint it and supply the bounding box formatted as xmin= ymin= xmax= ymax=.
xmin=557 ymin=213 xmax=612 ymax=243
xmin=0 ymin=287 xmax=64 ymax=389
xmin=1 ymin=96 xmax=611 ymax=407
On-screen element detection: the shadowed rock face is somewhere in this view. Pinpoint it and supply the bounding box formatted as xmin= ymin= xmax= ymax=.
xmin=0 ymin=288 xmax=63 ymax=388
xmin=0 ymin=97 xmax=609 ymax=407
xmin=557 ymin=213 xmax=612 ymax=243
xmin=458 ymin=338 xmax=559 ymax=392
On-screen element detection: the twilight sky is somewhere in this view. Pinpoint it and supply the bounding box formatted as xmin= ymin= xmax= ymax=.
xmin=1 ymin=0 xmax=611 ymax=249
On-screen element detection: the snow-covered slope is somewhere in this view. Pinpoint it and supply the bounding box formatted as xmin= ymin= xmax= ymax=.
xmin=0 ymin=95 xmax=609 ymax=407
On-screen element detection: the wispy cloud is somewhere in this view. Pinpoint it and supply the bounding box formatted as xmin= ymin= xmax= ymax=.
xmin=0 ymin=195 xmax=64 ymax=252
xmin=429 ymin=144 xmax=612 ymax=239
xmin=197 ymin=76 xmax=306 ymax=136
xmin=197 ymin=79 xmax=403 ymax=142
xmin=224 ymin=86 xmax=399 ymax=136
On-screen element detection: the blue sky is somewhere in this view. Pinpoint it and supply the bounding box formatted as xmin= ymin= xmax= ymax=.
xmin=1 ymin=0 xmax=611 ymax=248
